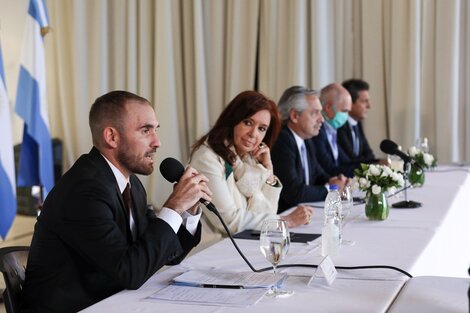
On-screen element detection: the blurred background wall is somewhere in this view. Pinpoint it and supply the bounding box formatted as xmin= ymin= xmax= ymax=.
xmin=1 ymin=0 xmax=469 ymax=208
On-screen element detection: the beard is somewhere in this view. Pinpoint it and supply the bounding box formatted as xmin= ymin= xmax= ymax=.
xmin=116 ymin=146 xmax=154 ymax=176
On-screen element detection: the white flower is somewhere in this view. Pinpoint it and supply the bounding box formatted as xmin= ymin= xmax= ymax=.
xmin=371 ymin=185 xmax=381 ymax=195
xmin=382 ymin=165 xmax=393 ymax=176
xmin=408 ymin=146 xmax=419 ymax=157
xmin=388 ymin=187 xmax=397 ymax=195
xmin=423 ymin=153 xmax=434 ymax=166
xmin=368 ymin=164 xmax=380 ymax=176
xmin=359 ymin=177 xmax=368 ymax=187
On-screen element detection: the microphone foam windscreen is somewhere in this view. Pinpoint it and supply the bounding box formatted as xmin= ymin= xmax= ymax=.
xmin=380 ymin=139 xmax=399 ymax=154
xmin=159 ymin=157 xmax=185 ymax=183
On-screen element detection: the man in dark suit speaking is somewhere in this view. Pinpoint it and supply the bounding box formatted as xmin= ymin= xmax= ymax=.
xmin=21 ymin=91 xmax=212 ymax=313
xmin=271 ymin=86 xmax=346 ymax=213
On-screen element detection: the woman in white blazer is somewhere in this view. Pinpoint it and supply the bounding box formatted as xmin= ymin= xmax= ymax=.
xmin=189 ymin=90 xmax=313 ymax=249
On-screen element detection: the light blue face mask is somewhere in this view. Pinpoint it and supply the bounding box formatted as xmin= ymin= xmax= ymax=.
xmin=322 ymin=104 xmax=349 ymax=129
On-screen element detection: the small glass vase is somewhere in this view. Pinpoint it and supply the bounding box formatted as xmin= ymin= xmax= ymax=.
xmin=408 ymin=166 xmax=425 ymax=187
xmin=365 ymin=192 xmax=389 ymax=221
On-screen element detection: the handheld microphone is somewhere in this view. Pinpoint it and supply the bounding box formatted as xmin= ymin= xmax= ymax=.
xmin=159 ymin=157 xmax=217 ymax=213
xmin=379 ymin=139 xmax=412 ymax=163
xmin=159 ymin=157 xmax=260 ymax=272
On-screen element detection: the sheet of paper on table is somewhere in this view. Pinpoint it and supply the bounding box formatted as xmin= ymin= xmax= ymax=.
xmin=147 ymin=285 xmax=268 ymax=307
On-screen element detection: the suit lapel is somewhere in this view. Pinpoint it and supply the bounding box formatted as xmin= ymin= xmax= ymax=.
xmin=339 ymin=124 xmax=355 ymax=158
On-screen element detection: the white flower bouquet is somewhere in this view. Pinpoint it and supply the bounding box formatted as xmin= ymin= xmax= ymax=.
xmin=353 ymin=164 xmax=405 ymax=196
xmin=407 ymin=146 xmax=437 ymax=170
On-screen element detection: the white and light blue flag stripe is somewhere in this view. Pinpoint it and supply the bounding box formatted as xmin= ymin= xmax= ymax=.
xmin=0 ymin=40 xmax=17 ymax=240
xmin=15 ymin=0 xmax=54 ymax=198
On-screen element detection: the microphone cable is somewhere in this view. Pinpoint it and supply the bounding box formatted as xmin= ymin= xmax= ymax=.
xmin=208 ymin=204 xmax=412 ymax=278
xmin=158 ymin=157 xmax=412 ymax=278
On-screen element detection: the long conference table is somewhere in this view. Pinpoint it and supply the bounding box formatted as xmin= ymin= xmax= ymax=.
xmin=80 ymin=166 xmax=470 ymax=312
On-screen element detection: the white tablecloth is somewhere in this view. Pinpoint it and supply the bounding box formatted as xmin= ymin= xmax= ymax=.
xmin=388 ymin=276 xmax=470 ymax=313
xmin=80 ymin=166 xmax=470 ymax=312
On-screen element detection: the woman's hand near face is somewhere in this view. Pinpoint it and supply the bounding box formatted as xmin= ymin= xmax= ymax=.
xmin=252 ymin=142 xmax=273 ymax=172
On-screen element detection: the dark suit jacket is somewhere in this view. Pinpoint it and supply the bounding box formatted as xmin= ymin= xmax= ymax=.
xmin=21 ymin=147 xmax=201 ymax=313
xmin=337 ymin=122 xmax=376 ymax=164
xmin=312 ymin=126 xmax=358 ymax=178
xmin=271 ymin=126 xmax=330 ymax=213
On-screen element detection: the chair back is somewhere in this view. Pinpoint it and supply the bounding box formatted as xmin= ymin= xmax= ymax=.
xmin=0 ymin=246 xmax=29 ymax=313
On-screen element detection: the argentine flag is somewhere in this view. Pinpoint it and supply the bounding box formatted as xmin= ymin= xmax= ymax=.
xmin=0 ymin=40 xmax=17 ymax=240
xmin=15 ymin=0 xmax=54 ymax=199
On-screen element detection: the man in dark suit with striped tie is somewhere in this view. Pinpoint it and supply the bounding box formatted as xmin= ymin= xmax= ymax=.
xmin=338 ymin=79 xmax=388 ymax=165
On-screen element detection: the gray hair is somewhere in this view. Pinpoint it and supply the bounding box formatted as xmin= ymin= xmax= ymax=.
xmin=278 ymin=86 xmax=318 ymax=123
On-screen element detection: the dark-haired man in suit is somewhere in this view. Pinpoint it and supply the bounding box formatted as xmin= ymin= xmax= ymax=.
xmin=338 ymin=79 xmax=388 ymax=165
xmin=271 ymin=86 xmax=346 ymax=213
xmin=22 ymin=91 xmax=212 ymax=313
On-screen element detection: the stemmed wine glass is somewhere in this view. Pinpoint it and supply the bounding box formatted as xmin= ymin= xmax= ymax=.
xmin=339 ymin=185 xmax=355 ymax=246
xmin=259 ymin=219 xmax=294 ymax=297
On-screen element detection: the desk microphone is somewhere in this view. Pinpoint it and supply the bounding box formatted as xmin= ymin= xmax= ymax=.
xmin=379 ymin=139 xmax=422 ymax=208
xmin=159 ymin=157 xmax=412 ymax=277
xmin=379 ymin=139 xmax=412 ymax=163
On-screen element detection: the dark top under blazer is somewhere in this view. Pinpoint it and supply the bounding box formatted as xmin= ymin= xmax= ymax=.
xmin=337 ymin=121 xmax=376 ymax=164
xmin=271 ymin=126 xmax=330 ymax=213
xmin=21 ymin=147 xmax=201 ymax=313
xmin=312 ymin=126 xmax=358 ymax=178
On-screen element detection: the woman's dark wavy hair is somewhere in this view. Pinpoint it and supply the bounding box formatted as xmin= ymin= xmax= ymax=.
xmin=191 ymin=90 xmax=281 ymax=165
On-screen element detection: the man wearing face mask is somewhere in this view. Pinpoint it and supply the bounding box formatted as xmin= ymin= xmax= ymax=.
xmin=312 ymin=83 xmax=357 ymax=178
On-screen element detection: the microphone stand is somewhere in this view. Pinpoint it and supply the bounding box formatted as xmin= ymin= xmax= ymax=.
xmin=392 ymin=161 xmax=422 ymax=208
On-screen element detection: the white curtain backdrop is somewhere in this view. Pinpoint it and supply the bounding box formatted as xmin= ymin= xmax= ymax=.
xmin=1 ymin=0 xmax=469 ymax=208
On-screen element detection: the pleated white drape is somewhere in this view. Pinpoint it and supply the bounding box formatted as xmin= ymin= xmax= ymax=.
xmin=3 ymin=0 xmax=467 ymax=207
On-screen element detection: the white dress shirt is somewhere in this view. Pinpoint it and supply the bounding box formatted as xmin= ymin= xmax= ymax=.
xmin=323 ymin=122 xmax=339 ymax=162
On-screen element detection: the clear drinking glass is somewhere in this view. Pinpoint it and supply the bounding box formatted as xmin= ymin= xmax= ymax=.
xmin=259 ymin=219 xmax=294 ymax=297
xmin=339 ymin=185 xmax=354 ymax=246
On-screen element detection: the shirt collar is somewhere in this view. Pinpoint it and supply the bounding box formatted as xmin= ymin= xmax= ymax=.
xmin=348 ymin=116 xmax=358 ymax=127
xmin=101 ymin=154 xmax=129 ymax=193
xmin=323 ymin=121 xmax=337 ymax=136
xmin=288 ymin=126 xmax=307 ymax=152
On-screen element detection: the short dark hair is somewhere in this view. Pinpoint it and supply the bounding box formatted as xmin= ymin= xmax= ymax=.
xmin=342 ymin=79 xmax=369 ymax=103
xmin=191 ymin=90 xmax=281 ymax=165
xmin=89 ymin=90 xmax=150 ymax=144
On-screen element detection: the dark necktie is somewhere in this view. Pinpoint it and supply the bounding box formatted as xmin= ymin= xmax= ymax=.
xmin=122 ymin=183 xmax=137 ymax=240
xmin=122 ymin=183 xmax=132 ymax=216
